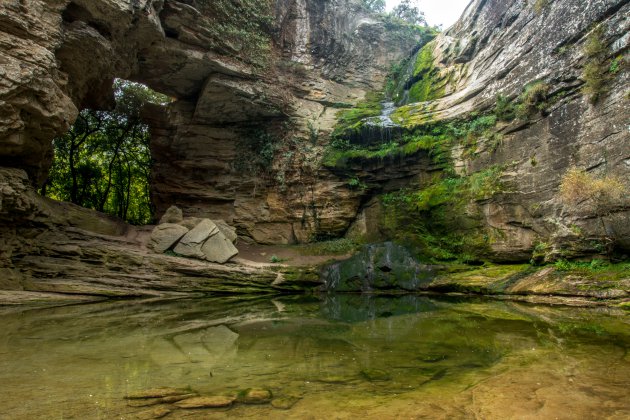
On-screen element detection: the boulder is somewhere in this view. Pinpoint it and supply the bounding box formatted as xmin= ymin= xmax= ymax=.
xmin=149 ymin=224 xmax=189 ymax=253
xmin=159 ymin=205 xmax=183 ymax=224
xmin=201 ymin=232 xmax=238 ymax=263
xmin=214 ymin=219 xmax=238 ymax=244
xmin=173 ymin=219 xmax=238 ymax=262
xmin=179 ymin=217 xmax=203 ymax=230
xmin=173 ymin=219 xmax=219 ymax=259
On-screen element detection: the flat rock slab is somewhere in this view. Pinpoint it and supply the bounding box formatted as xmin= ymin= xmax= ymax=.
xmin=175 ymin=396 xmax=235 ymax=408
xmin=215 ymin=219 xmax=238 ymax=244
xmin=201 ymin=232 xmax=238 ymax=263
xmin=149 ymin=224 xmax=189 ymax=253
xmin=173 ymin=219 xmax=219 ymax=258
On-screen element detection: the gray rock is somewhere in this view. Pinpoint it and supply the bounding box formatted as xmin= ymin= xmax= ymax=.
xmin=159 ymin=205 xmax=183 ymax=224
xmin=214 ymin=219 xmax=238 ymax=244
xmin=173 ymin=219 xmax=219 ymax=258
xmin=179 ymin=217 xmax=203 ymax=230
xmin=201 ymin=231 xmax=239 ymax=263
xmin=149 ymin=224 xmax=189 ymax=253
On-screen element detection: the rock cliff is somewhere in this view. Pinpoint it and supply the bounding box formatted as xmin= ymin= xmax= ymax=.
xmin=348 ymin=0 xmax=630 ymax=262
xmin=0 ymin=0 xmax=628 ymax=296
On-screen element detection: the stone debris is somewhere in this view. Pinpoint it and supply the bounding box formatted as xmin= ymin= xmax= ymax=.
xmin=149 ymin=224 xmax=189 ymax=253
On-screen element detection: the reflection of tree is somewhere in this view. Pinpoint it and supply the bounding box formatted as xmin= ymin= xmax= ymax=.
xmin=42 ymin=80 xmax=169 ymax=224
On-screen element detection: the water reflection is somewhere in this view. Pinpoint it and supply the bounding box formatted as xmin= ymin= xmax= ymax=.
xmin=0 ymin=296 xmax=628 ymax=419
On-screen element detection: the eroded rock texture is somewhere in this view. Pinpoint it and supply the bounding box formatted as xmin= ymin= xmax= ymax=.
xmin=379 ymin=0 xmax=629 ymax=261
xmin=0 ymin=0 xmax=418 ymax=244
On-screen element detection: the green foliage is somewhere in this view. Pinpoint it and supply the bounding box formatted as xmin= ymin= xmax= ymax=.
xmin=44 ymin=80 xmax=169 ymax=224
xmin=380 ymin=166 xmax=507 ymax=262
xmin=347 ymin=177 xmax=367 ymax=191
xmin=516 ymin=81 xmax=550 ymax=118
xmin=270 ymin=255 xmax=286 ymax=263
xmin=554 ymin=259 xmax=630 ymax=273
xmin=203 ymin=0 xmax=273 ymax=67
xmin=609 ymin=55 xmax=624 ymax=74
xmin=235 ymin=129 xmax=279 ymax=174
xmin=360 ymin=0 xmax=386 ymax=13
xmin=407 ymin=44 xmax=444 ymax=103
xmin=494 ymin=94 xmax=517 ymax=121
xmin=582 ymin=25 xmax=609 ymax=104
xmin=299 ymin=238 xmax=359 ymax=256
xmin=391 ymin=0 xmax=427 ymax=26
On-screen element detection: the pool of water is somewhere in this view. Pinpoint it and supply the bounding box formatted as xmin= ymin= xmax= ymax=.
xmin=0 ymin=295 xmax=629 ymax=419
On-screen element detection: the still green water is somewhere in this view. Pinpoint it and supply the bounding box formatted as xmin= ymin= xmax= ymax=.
xmin=0 ymin=296 xmax=628 ymax=419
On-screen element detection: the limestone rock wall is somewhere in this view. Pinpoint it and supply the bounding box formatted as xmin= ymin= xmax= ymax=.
xmin=378 ymin=0 xmax=630 ymax=261
xmin=0 ymin=0 xmax=418 ymax=244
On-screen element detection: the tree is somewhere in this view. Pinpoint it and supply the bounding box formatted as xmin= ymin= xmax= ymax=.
xmin=43 ymin=80 xmax=169 ymax=225
xmin=361 ymin=0 xmax=386 ymax=13
xmin=391 ymin=0 xmax=427 ymax=26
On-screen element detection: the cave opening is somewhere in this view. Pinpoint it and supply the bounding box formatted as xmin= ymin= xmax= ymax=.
xmin=40 ymin=79 xmax=171 ymax=225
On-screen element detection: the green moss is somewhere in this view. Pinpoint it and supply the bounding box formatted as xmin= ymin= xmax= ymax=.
xmin=331 ymin=91 xmax=384 ymax=140
xmin=298 ymin=238 xmax=360 ymax=256
xmin=322 ymin=133 xmax=450 ymax=169
xmin=516 ymin=81 xmax=550 ymax=118
xmin=406 ymin=43 xmax=446 ymax=103
xmin=380 ymin=165 xmax=508 ymax=263
xmin=582 ymin=25 xmax=609 ymax=104
xmin=553 ymin=259 xmax=630 ymax=281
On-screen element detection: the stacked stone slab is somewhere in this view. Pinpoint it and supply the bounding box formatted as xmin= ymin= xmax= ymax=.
xmin=149 ymin=206 xmax=238 ymax=264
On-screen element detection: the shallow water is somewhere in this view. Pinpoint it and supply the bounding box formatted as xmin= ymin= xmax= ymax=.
xmin=0 ymin=295 xmax=629 ymax=419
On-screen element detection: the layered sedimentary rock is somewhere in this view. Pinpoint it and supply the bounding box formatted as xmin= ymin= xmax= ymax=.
xmin=0 ymin=0 xmax=418 ymax=244
xmin=360 ymin=0 xmax=629 ymax=261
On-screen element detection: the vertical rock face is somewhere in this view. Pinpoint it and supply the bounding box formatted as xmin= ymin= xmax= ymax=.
xmin=375 ymin=0 xmax=630 ymax=261
xmin=0 ymin=0 xmax=418 ymax=243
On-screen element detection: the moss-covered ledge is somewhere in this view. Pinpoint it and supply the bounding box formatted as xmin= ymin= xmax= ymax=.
xmin=425 ymin=264 xmax=630 ymax=308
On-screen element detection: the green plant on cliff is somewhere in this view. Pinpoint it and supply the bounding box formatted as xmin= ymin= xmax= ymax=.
xmin=205 ymin=0 xmax=274 ymax=67
xmin=407 ymin=43 xmax=445 ymax=103
xmin=43 ymin=80 xmax=170 ymax=225
xmin=516 ymin=81 xmax=550 ymax=118
xmin=560 ymin=167 xmax=628 ymax=252
xmin=381 ymin=166 xmax=507 ymax=262
xmin=582 ymin=25 xmax=609 ymax=104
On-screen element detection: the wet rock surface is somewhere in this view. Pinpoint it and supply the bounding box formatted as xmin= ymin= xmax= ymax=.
xmin=321 ymin=242 xmax=437 ymax=292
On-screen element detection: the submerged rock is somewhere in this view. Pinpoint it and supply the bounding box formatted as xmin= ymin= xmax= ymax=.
xmin=321 ymin=242 xmax=435 ymax=292
xmin=126 ymin=387 xmax=192 ymax=400
xmin=236 ymin=388 xmax=273 ymax=404
xmin=174 ymin=395 xmax=235 ymax=408
xmin=149 ymin=224 xmax=189 ymax=253
xmin=135 ymin=406 xmax=171 ymax=420
xmin=360 ymin=369 xmax=392 ymax=382
xmin=271 ymin=396 xmax=301 ymax=409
